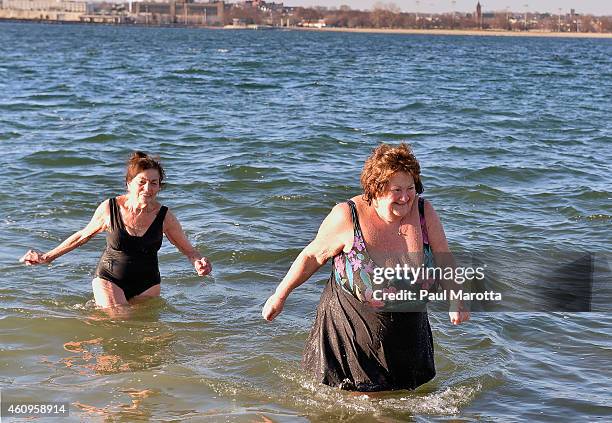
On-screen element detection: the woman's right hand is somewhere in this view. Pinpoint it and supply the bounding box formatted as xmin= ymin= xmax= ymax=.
xmin=261 ymin=203 xmax=352 ymax=323
xmin=19 ymin=249 xmax=49 ymax=265
xmin=262 ymin=292 xmax=286 ymax=321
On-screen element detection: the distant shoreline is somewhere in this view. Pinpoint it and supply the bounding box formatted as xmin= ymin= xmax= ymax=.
xmin=2 ymin=19 xmax=612 ymax=38
xmin=296 ymin=27 xmax=612 ymax=39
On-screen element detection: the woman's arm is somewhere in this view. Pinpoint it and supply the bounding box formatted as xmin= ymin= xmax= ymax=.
xmin=423 ymin=199 xmax=470 ymax=325
xmin=20 ymin=200 xmax=110 ymax=265
xmin=163 ymin=210 xmax=211 ymax=276
xmin=262 ymin=203 xmax=353 ymax=321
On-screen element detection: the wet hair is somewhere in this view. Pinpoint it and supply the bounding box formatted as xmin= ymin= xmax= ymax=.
xmin=125 ymin=151 xmax=165 ymax=187
xmin=360 ymin=142 xmax=423 ymax=205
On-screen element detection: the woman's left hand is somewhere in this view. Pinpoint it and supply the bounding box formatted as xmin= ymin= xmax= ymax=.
xmin=194 ymin=257 xmax=212 ymax=276
xmin=449 ymin=310 xmax=470 ymax=325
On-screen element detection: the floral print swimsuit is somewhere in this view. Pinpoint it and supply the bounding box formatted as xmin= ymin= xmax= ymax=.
xmin=302 ymin=196 xmax=437 ymax=391
xmin=333 ymin=197 xmax=435 ymax=310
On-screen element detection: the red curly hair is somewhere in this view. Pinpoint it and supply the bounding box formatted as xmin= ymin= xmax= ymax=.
xmin=360 ymin=143 xmax=423 ymax=205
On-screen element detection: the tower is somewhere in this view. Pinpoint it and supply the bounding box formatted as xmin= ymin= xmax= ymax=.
xmin=476 ymin=1 xmax=482 ymax=29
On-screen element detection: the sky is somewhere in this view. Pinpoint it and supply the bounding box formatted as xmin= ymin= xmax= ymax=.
xmin=289 ymin=1 xmax=612 ymax=16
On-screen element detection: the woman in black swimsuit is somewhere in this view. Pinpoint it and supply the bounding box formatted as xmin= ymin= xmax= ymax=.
xmin=19 ymin=151 xmax=211 ymax=308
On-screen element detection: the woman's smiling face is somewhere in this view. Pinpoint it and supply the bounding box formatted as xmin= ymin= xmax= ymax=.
xmin=127 ymin=168 xmax=161 ymax=205
xmin=376 ymin=171 xmax=416 ymax=218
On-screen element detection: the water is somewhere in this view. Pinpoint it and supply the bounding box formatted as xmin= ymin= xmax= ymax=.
xmin=0 ymin=22 xmax=610 ymax=421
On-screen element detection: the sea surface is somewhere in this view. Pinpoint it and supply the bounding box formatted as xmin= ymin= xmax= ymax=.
xmin=0 ymin=22 xmax=610 ymax=421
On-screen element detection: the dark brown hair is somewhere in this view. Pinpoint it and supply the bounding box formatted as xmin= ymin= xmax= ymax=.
xmin=125 ymin=151 xmax=165 ymax=187
xmin=360 ymin=143 xmax=423 ymax=205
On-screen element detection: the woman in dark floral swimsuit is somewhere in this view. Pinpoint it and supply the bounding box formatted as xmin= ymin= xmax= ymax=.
xmin=263 ymin=143 xmax=469 ymax=392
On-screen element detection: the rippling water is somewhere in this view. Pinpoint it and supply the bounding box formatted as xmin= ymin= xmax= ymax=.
xmin=0 ymin=22 xmax=610 ymax=421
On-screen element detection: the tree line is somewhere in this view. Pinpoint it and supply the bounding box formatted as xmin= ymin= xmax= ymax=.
xmin=224 ymin=3 xmax=612 ymax=33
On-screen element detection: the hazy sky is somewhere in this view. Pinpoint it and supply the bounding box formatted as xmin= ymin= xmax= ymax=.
xmin=289 ymin=1 xmax=612 ymax=15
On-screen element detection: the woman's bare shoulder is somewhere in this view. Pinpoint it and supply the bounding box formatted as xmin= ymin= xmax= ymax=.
xmin=324 ymin=201 xmax=352 ymax=229
xmin=94 ymin=198 xmax=111 ymax=216
xmin=349 ymin=195 xmax=372 ymax=219
xmin=422 ymin=198 xmax=439 ymax=219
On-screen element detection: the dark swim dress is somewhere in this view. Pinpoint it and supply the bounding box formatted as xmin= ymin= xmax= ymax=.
xmin=302 ymin=197 xmax=436 ymax=391
xmin=95 ymin=197 xmax=168 ymax=300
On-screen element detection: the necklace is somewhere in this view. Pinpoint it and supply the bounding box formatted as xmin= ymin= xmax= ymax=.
xmin=125 ymin=215 xmax=148 ymax=230
xmin=126 ymin=203 xmax=151 ymax=215
xmin=121 ymin=202 xmax=159 ymax=233
xmin=397 ymin=219 xmax=409 ymax=237
xmin=124 ymin=214 xmax=148 ymax=233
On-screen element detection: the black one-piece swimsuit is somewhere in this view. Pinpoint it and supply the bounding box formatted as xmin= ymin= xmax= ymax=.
xmin=95 ymin=197 xmax=168 ymax=300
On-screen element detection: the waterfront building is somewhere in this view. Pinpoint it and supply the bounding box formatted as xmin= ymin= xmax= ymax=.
xmin=132 ymin=1 xmax=225 ymax=26
xmin=0 ymin=0 xmax=93 ymax=20
xmin=0 ymin=0 xmax=225 ymax=25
